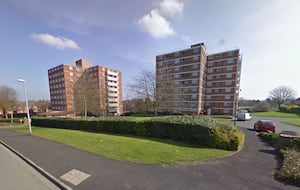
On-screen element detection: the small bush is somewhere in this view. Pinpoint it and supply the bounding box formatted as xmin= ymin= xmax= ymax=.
xmin=258 ymin=132 xmax=279 ymax=145
xmin=276 ymin=150 xmax=300 ymax=185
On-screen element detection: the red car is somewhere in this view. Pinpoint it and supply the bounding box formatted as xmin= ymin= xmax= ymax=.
xmin=254 ymin=120 xmax=276 ymax=133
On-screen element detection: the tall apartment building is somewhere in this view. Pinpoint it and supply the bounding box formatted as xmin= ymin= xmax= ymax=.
xmin=48 ymin=59 xmax=123 ymax=116
xmin=156 ymin=43 xmax=242 ymax=115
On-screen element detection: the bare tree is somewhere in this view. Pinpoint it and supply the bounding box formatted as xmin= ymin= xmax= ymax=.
xmin=29 ymin=99 xmax=50 ymax=112
xmin=0 ymin=86 xmax=17 ymax=118
xmin=269 ymin=86 xmax=297 ymax=109
xmin=128 ymin=69 xmax=174 ymax=115
xmin=73 ymin=72 xmax=105 ymax=117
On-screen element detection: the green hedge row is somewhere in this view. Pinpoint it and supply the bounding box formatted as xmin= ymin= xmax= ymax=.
xmin=280 ymin=107 xmax=300 ymax=114
xmin=32 ymin=116 xmax=244 ymax=151
xmin=0 ymin=118 xmax=21 ymax=123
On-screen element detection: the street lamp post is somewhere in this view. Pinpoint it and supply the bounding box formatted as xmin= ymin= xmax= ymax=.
xmin=17 ymin=79 xmax=32 ymax=135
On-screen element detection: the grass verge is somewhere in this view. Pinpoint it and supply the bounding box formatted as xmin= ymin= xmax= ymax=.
xmin=253 ymin=111 xmax=299 ymax=118
xmin=9 ymin=126 xmax=232 ymax=164
xmin=282 ymin=119 xmax=300 ymax=127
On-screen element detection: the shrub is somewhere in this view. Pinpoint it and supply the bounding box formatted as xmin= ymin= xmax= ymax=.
xmin=258 ymin=132 xmax=279 ymax=145
xmin=280 ymin=107 xmax=300 ymax=114
xmin=275 ymin=150 xmax=300 ymax=185
xmin=254 ymin=101 xmax=271 ymax=112
xmin=32 ymin=116 xmax=244 ymax=151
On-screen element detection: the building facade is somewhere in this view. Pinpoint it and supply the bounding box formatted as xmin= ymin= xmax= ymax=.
xmin=156 ymin=43 xmax=242 ymax=115
xmin=48 ymin=59 xmax=123 ymax=116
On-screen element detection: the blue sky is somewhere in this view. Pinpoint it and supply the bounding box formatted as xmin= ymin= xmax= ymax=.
xmin=1 ymin=0 xmax=299 ymax=101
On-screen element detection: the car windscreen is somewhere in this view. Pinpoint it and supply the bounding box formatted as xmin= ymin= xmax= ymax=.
xmin=262 ymin=121 xmax=274 ymax=125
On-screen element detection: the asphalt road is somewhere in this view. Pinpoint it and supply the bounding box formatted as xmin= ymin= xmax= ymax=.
xmin=233 ymin=116 xmax=300 ymax=134
xmin=0 ymin=143 xmax=59 ymax=190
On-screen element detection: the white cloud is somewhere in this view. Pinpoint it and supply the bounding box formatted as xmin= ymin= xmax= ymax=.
xmin=31 ymin=33 xmax=79 ymax=50
xmin=137 ymin=9 xmax=175 ymax=39
xmin=159 ymin=0 xmax=184 ymax=17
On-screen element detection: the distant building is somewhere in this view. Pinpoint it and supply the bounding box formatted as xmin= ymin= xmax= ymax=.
xmin=48 ymin=59 xmax=123 ymax=116
xmin=294 ymin=97 xmax=300 ymax=106
xmin=156 ymin=43 xmax=242 ymax=115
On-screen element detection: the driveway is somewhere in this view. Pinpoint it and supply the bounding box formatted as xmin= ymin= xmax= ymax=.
xmin=0 ymin=123 xmax=299 ymax=190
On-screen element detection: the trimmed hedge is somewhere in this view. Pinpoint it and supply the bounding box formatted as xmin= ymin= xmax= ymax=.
xmin=32 ymin=116 xmax=244 ymax=151
xmin=0 ymin=118 xmax=21 ymax=123
xmin=280 ymin=107 xmax=300 ymax=114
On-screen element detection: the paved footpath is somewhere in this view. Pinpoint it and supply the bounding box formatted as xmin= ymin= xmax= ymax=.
xmin=0 ymin=127 xmax=299 ymax=190
xmin=0 ymin=142 xmax=59 ymax=190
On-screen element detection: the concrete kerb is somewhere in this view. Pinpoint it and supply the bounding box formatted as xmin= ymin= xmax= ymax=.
xmin=0 ymin=140 xmax=72 ymax=190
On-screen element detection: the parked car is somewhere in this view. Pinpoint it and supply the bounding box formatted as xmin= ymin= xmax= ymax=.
xmin=253 ymin=120 xmax=276 ymax=132
xmin=236 ymin=112 xmax=252 ymax=121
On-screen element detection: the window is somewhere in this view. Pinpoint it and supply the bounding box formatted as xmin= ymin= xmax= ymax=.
xmin=174 ymin=81 xmax=179 ymax=85
xmin=193 ymin=64 xmax=199 ymax=68
xmin=208 ymin=62 xmax=213 ymax=66
xmin=192 ymin=87 xmax=198 ymax=92
xmin=175 ymin=52 xmax=180 ymax=57
xmin=191 ymin=102 xmax=197 ymax=107
xmin=193 ymin=47 xmax=200 ymax=53
xmin=214 ymin=89 xmax=220 ymax=93
xmin=215 ymin=82 xmax=221 ymax=87
xmin=191 ymin=94 xmax=197 ymax=99
xmin=168 ymin=60 xmax=174 ymax=65
xmin=206 ymin=95 xmax=211 ymax=100
xmin=216 ymin=68 xmax=222 ymax=73
xmin=227 ymin=51 xmax=235 ymax=57
xmin=175 ymin=66 xmax=179 ymax=71
xmin=182 ymin=66 xmax=189 ymax=70
xmin=193 ymin=56 xmax=199 ymax=61
xmin=216 ymin=75 xmax=221 ymax=79
xmin=225 ymin=88 xmax=231 ymax=93
xmin=182 ymin=80 xmax=189 ymax=85
xmin=70 ymin=72 xmax=73 ymax=76
xmin=226 ymin=73 xmax=232 ymax=78
xmin=207 ymin=76 xmax=212 ymax=80
xmin=182 ymin=88 xmax=188 ymax=92
xmin=207 ymin=82 xmax=212 ymax=87
xmin=225 ymin=95 xmax=231 ymax=100
xmin=227 ymin=66 xmax=233 ymax=71
xmin=158 ymin=62 xmax=163 ymax=67
xmin=158 ymin=55 xmax=164 ymax=60
xmin=175 ymin=59 xmax=180 ymax=64
xmin=224 ymin=109 xmax=229 ymax=113
xmin=192 ymin=71 xmax=199 ymax=77
xmin=182 ymin=73 xmax=189 ymax=78
xmin=175 ymin=74 xmax=179 ymax=78
xmin=224 ymin=102 xmax=230 ymax=107
xmin=226 ymin=81 xmax=232 ymax=86
xmin=227 ymin=59 xmax=234 ymax=64
xmin=206 ymin=89 xmax=212 ymax=93
xmin=208 ymin=69 xmax=213 ymax=73
xmin=192 ymin=79 xmax=198 ymax=84
xmin=216 ymin=61 xmax=222 ymax=66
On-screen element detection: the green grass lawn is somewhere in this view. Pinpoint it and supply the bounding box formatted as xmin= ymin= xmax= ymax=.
xmin=253 ymin=111 xmax=300 ymax=118
xmin=9 ymin=126 xmax=231 ymax=164
xmin=282 ymin=119 xmax=300 ymax=127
